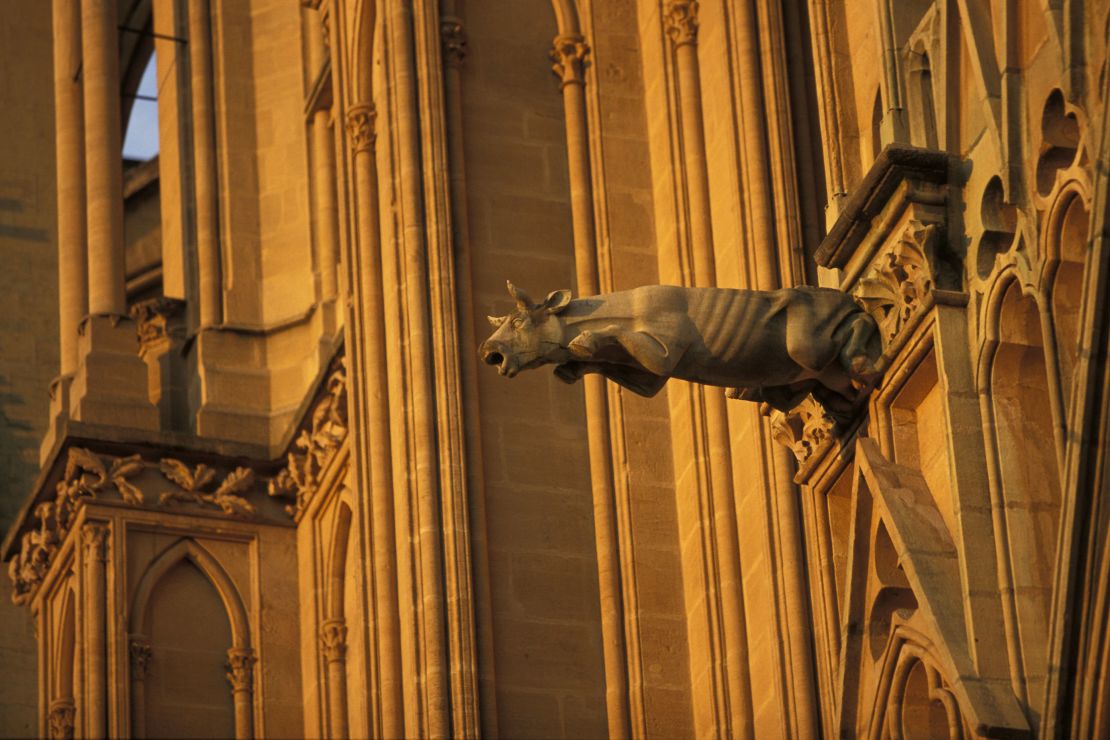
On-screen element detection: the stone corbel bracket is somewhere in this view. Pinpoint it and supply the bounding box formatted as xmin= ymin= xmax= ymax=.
xmin=771 ymin=146 xmax=965 ymax=466
xmin=816 ymin=147 xmax=965 ymax=368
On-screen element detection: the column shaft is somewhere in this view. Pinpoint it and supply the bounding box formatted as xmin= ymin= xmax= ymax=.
xmin=307 ymin=13 xmax=340 ymax=303
xmin=81 ymin=0 xmax=125 ymax=316
xmin=666 ymin=3 xmax=755 ymax=736
xmin=82 ymin=525 xmax=109 ymax=739
xmin=553 ymin=34 xmax=633 ymax=740
xmin=53 ymin=0 xmax=88 ymax=375
xmin=188 ymin=0 xmax=222 ymax=326
xmin=347 ymin=103 xmax=405 ymax=739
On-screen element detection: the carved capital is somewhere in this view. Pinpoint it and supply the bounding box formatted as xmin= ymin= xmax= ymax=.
xmin=769 ymin=396 xmax=836 ymax=464
xmin=81 ymin=523 xmax=109 ymax=561
xmin=550 ymin=34 xmax=589 ymax=88
xmin=130 ymin=297 xmax=185 ymax=349
xmin=853 ymin=222 xmax=941 ymax=345
xmin=225 ymin=647 xmax=256 ymax=693
xmin=663 ymin=0 xmax=699 ymax=48
xmin=320 ymin=618 xmax=348 ymax=663
xmin=130 ymin=636 xmax=153 ymax=681
xmin=48 ymin=699 xmax=75 ymax=740
xmin=345 ymin=104 xmax=376 ymax=153
xmin=441 ymin=16 xmax=466 ymax=68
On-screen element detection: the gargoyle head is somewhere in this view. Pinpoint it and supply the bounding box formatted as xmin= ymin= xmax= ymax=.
xmin=479 ymin=281 xmax=572 ymax=378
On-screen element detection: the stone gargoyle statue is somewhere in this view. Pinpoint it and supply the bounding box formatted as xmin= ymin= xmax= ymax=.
xmin=479 ymin=281 xmax=882 ymax=414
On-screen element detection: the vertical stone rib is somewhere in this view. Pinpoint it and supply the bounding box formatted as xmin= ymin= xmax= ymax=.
xmin=306 ymin=12 xmax=340 ymax=304
xmin=664 ymin=2 xmax=755 ymax=736
xmin=80 ymin=0 xmax=125 ymax=317
xmin=551 ymin=28 xmax=633 ymax=740
xmin=441 ymin=11 xmax=501 ymax=737
xmin=345 ymin=101 xmax=405 ymax=739
xmin=385 ymin=2 xmax=454 ymax=733
xmin=321 ymin=619 xmax=350 ymax=739
xmin=188 ymin=0 xmax=222 ymax=326
xmin=53 ymin=0 xmax=87 ymax=375
xmin=730 ymin=0 xmax=820 ymax=734
xmin=82 ymin=524 xmax=108 ymax=739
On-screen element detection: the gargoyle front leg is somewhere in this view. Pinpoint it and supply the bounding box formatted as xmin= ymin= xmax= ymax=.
xmin=568 ymin=325 xmax=677 ymax=377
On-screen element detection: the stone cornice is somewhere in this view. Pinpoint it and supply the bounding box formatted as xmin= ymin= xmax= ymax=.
xmin=815 ymin=145 xmax=950 ymax=270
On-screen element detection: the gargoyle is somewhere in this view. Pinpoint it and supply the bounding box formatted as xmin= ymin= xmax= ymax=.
xmin=479 ymin=281 xmax=881 ymax=414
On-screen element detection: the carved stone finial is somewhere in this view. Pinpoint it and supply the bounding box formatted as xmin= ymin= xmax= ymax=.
xmin=48 ymin=699 xmax=75 ymax=740
xmin=225 ymin=647 xmax=256 ymax=693
xmin=81 ymin=523 xmax=109 ymax=561
xmin=550 ymin=34 xmax=589 ymax=88
xmin=663 ymin=0 xmax=699 ymax=48
xmin=345 ymin=104 xmax=376 ymax=153
xmin=441 ymin=16 xmax=466 ymax=68
xmin=130 ymin=636 xmax=153 ymax=680
xmin=320 ymin=618 xmax=348 ymax=662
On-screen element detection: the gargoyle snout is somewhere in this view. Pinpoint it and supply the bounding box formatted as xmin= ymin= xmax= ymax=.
xmin=479 ymin=342 xmax=504 ymax=368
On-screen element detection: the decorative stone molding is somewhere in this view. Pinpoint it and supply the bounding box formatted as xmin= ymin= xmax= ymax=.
xmin=159 ymin=460 xmax=257 ymax=517
xmin=768 ymin=396 xmax=836 ymax=464
xmin=345 ymin=104 xmax=376 ymax=153
xmin=268 ymin=356 xmax=347 ymax=517
xmin=129 ymin=636 xmax=153 ymax=680
xmin=225 ymin=647 xmax=256 ymax=693
xmin=61 ymin=447 xmax=145 ymax=505
xmin=853 ymin=221 xmax=941 ymax=345
xmin=441 ymin=16 xmax=466 ymax=68
xmin=550 ymin=34 xmax=589 ymax=88
xmin=320 ymin=618 xmax=348 ymax=663
xmin=8 ymin=447 xmax=135 ymax=601
xmin=7 ymin=446 xmax=268 ymax=604
xmin=47 ymin=699 xmax=75 ymax=740
xmin=663 ymin=0 xmax=699 ymax=48
xmin=129 ymin=297 xmax=185 ymax=349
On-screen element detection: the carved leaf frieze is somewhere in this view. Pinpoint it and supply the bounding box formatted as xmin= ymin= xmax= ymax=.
xmin=159 ymin=462 xmax=257 ymax=517
xmin=8 ymin=446 xmax=265 ymax=604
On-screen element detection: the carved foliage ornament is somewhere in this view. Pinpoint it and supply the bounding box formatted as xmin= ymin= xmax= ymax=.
xmin=320 ymin=618 xmax=348 ymax=662
xmin=48 ymin=699 xmax=75 ymax=740
xmin=441 ymin=16 xmax=466 ymax=68
xmin=269 ymin=356 xmax=348 ymax=517
xmin=663 ymin=0 xmax=699 ymax=48
xmin=550 ymin=34 xmax=589 ymax=88
xmin=226 ymin=647 xmax=257 ymax=693
xmin=769 ymin=395 xmax=836 ymax=464
xmin=159 ymin=460 xmax=257 ymax=517
xmin=345 ymin=104 xmax=376 ymax=153
xmin=130 ymin=297 xmax=185 ymax=349
xmin=853 ymin=222 xmax=940 ymax=345
xmin=8 ymin=448 xmax=258 ymax=604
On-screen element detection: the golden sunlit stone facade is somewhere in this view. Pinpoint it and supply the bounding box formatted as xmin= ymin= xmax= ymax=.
xmin=2 ymin=0 xmax=1110 ymax=737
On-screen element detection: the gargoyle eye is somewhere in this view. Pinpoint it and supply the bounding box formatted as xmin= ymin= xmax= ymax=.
xmin=512 ymin=316 xmax=526 ymax=329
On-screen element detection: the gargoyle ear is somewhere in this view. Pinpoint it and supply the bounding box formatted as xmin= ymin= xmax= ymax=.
xmin=541 ymin=289 xmax=572 ymax=314
xmin=487 ymin=315 xmax=505 ymax=328
xmin=506 ymin=280 xmax=534 ymax=310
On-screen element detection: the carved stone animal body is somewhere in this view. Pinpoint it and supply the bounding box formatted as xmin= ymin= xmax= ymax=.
xmin=480 ymin=282 xmax=881 ymax=413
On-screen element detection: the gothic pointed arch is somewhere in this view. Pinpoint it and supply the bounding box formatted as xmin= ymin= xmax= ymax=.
xmin=129 ymin=537 xmax=250 ymax=649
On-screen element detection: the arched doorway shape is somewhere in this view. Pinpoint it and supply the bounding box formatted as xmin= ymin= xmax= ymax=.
xmin=979 ymin=273 xmax=1062 ymax=718
xmin=128 ymin=538 xmax=253 ymax=738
